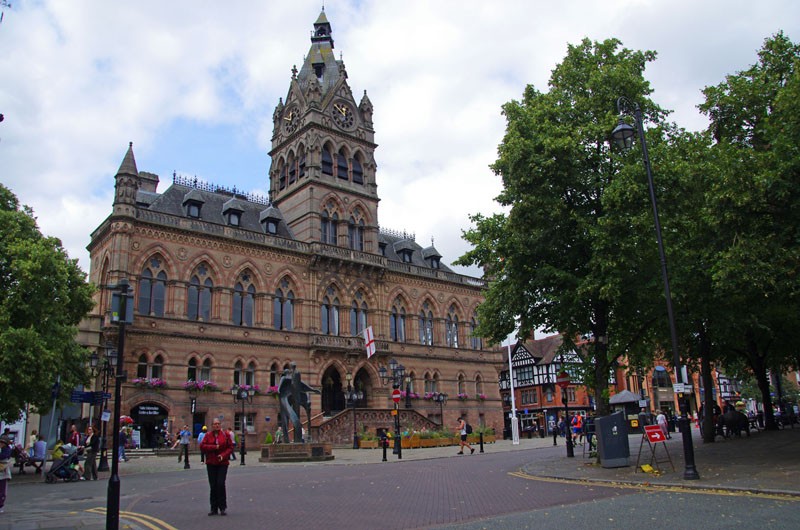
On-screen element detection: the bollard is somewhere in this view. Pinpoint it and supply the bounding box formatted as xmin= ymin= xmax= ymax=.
xmin=382 ymin=438 xmax=387 ymax=462
xmin=479 ymin=432 xmax=484 ymax=453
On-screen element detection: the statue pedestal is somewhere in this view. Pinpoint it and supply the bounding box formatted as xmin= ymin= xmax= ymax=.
xmin=259 ymin=443 xmax=334 ymax=463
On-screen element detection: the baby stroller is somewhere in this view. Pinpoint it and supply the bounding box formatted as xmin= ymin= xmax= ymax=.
xmin=45 ymin=451 xmax=81 ymax=483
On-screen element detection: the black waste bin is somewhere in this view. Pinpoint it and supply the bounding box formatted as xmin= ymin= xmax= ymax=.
xmin=595 ymin=411 xmax=630 ymax=468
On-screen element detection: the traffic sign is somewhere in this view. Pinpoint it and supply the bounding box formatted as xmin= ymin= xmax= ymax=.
xmin=392 ymin=389 xmax=401 ymax=403
xmin=645 ymin=424 xmax=666 ymax=443
xmin=556 ymin=371 xmax=570 ymax=389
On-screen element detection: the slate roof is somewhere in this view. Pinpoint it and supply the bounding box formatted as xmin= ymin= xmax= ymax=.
xmin=139 ymin=182 xmax=295 ymax=240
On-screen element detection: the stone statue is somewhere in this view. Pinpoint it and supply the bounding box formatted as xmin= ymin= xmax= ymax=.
xmin=278 ymin=362 xmax=320 ymax=443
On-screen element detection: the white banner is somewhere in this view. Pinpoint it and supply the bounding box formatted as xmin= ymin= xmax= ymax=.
xmin=364 ymin=326 xmax=376 ymax=358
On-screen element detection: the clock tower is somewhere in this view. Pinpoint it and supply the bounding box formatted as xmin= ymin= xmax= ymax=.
xmin=269 ymin=9 xmax=379 ymax=253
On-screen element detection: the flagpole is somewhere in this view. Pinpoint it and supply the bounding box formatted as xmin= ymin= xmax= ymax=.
xmin=507 ymin=341 xmax=519 ymax=445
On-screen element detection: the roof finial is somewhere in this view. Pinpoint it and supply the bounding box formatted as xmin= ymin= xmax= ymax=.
xmin=431 ymin=237 xmax=435 ymax=246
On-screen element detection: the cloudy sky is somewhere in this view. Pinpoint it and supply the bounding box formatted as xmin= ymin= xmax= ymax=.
xmin=1 ymin=1 xmax=798 ymax=277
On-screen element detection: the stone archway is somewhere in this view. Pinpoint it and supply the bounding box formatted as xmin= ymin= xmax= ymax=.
xmin=321 ymin=367 xmax=344 ymax=415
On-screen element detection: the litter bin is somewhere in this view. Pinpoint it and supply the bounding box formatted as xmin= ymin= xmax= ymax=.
xmin=595 ymin=411 xmax=630 ymax=468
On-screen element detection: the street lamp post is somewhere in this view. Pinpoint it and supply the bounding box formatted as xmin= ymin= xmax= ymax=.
xmin=345 ymin=373 xmax=364 ymax=449
xmin=231 ymin=385 xmax=255 ymax=465
xmin=89 ymin=344 xmax=116 ymax=473
xmin=404 ymin=376 xmax=412 ymax=409
xmin=379 ymin=358 xmax=405 ymax=460
xmin=612 ymin=96 xmax=700 ymax=480
xmin=107 ymin=280 xmax=131 ymax=530
xmin=434 ymin=392 xmax=448 ymax=426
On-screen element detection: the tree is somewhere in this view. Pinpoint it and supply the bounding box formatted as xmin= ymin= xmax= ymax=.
xmin=0 ymin=184 xmax=95 ymax=422
xmin=698 ymin=32 xmax=800 ymax=430
xmin=456 ymin=38 xmax=670 ymax=415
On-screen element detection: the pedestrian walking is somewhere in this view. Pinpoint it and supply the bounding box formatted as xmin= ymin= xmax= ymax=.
xmin=552 ymin=415 xmax=559 ymax=446
xmin=200 ymin=419 xmax=233 ymax=516
xmin=67 ymin=424 xmax=81 ymax=446
xmin=26 ymin=429 xmax=38 ymax=458
xmin=118 ymin=427 xmax=129 ymax=462
xmin=456 ymin=417 xmax=474 ymax=455
xmin=198 ymin=426 xmax=207 ymax=463
xmin=226 ymin=427 xmax=237 ymax=461
xmin=0 ymin=435 xmax=12 ymax=514
xmin=175 ymin=425 xmax=192 ymax=468
xmin=657 ymin=409 xmax=671 ymax=439
xmin=571 ymin=413 xmax=583 ymax=445
xmin=82 ymin=426 xmax=100 ymax=480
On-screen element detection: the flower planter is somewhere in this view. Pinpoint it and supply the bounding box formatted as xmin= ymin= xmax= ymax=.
xmin=419 ymin=438 xmax=437 ymax=448
xmin=358 ymin=439 xmax=379 ymax=449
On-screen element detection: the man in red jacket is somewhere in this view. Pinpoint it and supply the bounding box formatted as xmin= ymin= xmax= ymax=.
xmin=199 ymin=418 xmax=233 ymax=516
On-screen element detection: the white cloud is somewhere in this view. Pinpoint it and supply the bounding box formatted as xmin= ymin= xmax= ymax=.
xmin=1 ymin=0 xmax=798 ymax=276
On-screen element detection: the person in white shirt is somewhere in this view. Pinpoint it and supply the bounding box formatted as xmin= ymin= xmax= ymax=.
xmin=656 ymin=410 xmax=671 ymax=439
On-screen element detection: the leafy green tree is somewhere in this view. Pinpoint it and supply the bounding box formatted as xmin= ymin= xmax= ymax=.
xmin=0 ymin=184 xmax=95 ymax=422
xmin=698 ymin=32 xmax=800 ymax=430
xmin=457 ymin=38 xmax=670 ymax=415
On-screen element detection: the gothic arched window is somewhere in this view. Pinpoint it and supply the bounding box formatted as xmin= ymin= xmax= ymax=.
xmin=470 ymin=315 xmax=482 ymax=350
xmin=390 ymin=301 xmax=406 ymax=342
xmin=187 ymin=357 xmax=198 ymax=381
xmin=352 ymin=157 xmax=363 ymax=184
xmin=137 ymin=354 xmax=148 ymax=379
xmin=187 ymin=264 xmax=213 ymax=321
xmin=337 ymin=148 xmax=349 ymax=180
xmin=446 ymin=304 xmax=459 ymax=348
xmin=419 ymin=301 xmax=433 ymax=346
xmin=232 ymin=271 xmax=255 ymax=326
xmin=320 ymin=287 xmax=340 ymax=336
xmin=348 ymin=216 xmax=365 ymax=251
xmin=273 ymin=278 xmax=294 ymax=331
xmin=234 ymin=360 xmax=244 ymax=386
xmin=321 ymin=147 xmax=334 ymax=176
xmin=138 ymin=256 xmax=167 ymax=317
xmin=349 ymin=291 xmax=368 ymax=336
xmin=200 ymin=358 xmax=212 ymax=381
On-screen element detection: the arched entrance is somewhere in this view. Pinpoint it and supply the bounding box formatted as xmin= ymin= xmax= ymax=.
xmin=131 ymin=402 xmax=169 ymax=449
xmin=352 ymin=367 xmax=370 ymax=407
xmin=321 ymin=367 xmax=344 ymax=415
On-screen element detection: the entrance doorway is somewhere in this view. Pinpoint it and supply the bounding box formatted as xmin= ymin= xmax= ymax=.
xmin=131 ymin=403 xmax=168 ymax=449
xmin=321 ymin=368 xmax=344 ymax=415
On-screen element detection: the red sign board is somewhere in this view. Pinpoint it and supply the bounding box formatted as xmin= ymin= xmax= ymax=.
xmin=392 ymin=389 xmax=401 ymax=403
xmin=645 ymin=425 xmax=667 ymax=443
xmin=556 ymin=371 xmax=570 ymax=389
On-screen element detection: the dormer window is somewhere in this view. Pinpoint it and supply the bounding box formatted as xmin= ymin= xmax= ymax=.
xmin=401 ymin=250 xmax=412 ymax=263
xmin=430 ymin=257 xmax=440 ymax=269
xmin=223 ymin=197 xmax=245 ymax=228
xmin=265 ymin=219 xmax=278 ymax=235
xmin=379 ymin=242 xmax=387 ymax=256
xmin=182 ymin=189 xmax=206 ymax=219
xmin=187 ymin=201 xmax=202 ymax=219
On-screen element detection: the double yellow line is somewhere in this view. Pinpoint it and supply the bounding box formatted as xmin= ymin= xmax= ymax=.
xmin=86 ymin=507 xmax=178 ymax=530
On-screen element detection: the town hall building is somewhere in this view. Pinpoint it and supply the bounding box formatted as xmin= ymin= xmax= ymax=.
xmin=79 ymin=10 xmax=503 ymax=449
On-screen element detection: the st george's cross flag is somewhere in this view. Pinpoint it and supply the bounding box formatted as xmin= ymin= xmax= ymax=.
xmin=364 ymin=326 xmax=376 ymax=358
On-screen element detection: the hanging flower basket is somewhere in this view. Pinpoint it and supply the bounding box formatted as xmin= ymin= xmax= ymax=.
xmin=131 ymin=378 xmax=167 ymax=389
xmin=478 ymin=393 xmax=487 ymax=401
xmin=183 ymin=380 xmax=218 ymax=392
xmin=264 ymin=385 xmax=279 ymax=396
xmin=400 ymin=390 xmax=420 ymax=400
xmin=457 ymin=393 xmax=469 ymax=401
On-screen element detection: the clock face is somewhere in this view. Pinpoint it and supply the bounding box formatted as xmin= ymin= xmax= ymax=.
xmin=331 ymin=102 xmax=355 ymax=129
xmin=283 ymin=106 xmax=298 ymax=133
